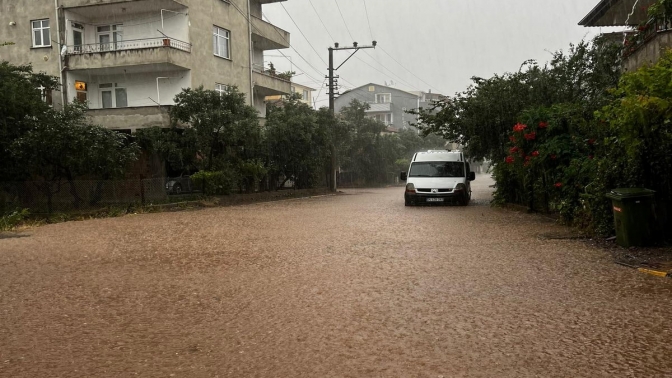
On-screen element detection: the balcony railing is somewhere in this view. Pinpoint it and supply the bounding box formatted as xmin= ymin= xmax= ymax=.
xmin=623 ymin=18 xmax=672 ymax=58
xmin=66 ymin=37 xmax=191 ymax=55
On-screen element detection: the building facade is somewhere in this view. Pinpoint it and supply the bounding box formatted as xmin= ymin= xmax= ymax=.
xmin=334 ymin=83 xmax=443 ymax=131
xmin=0 ymin=0 xmax=292 ymax=132
xmin=265 ymin=81 xmax=315 ymax=108
xmin=580 ymin=0 xmax=664 ymax=71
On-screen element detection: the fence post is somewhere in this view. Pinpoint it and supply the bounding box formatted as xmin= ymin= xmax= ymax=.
xmin=139 ymin=175 xmax=146 ymax=205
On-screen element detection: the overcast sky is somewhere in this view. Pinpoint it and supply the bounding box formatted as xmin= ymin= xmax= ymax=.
xmin=261 ymin=0 xmax=607 ymax=108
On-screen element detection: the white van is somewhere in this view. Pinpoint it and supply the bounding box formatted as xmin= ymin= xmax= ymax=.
xmin=400 ymin=150 xmax=476 ymax=206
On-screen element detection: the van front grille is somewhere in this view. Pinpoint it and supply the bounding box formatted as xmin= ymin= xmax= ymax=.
xmin=417 ymin=189 xmax=452 ymax=193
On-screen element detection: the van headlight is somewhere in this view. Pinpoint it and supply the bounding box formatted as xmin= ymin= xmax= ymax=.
xmin=405 ymin=183 xmax=416 ymax=193
xmin=454 ymin=183 xmax=466 ymax=192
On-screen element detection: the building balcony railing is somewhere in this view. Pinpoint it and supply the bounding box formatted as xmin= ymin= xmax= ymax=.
xmin=66 ymin=37 xmax=191 ymax=55
xmin=252 ymin=64 xmax=291 ymax=96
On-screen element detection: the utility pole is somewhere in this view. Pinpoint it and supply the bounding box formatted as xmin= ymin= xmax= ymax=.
xmin=327 ymin=41 xmax=377 ymax=191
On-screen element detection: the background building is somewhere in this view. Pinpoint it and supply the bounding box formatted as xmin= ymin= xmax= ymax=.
xmin=334 ymin=83 xmax=443 ymax=131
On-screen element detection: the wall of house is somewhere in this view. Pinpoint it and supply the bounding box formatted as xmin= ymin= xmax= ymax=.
xmin=624 ymin=31 xmax=672 ymax=72
xmin=182 ymin=0 xmax=254 ymax=104
xmin=0 ymin=0 xmax=64 ymax=107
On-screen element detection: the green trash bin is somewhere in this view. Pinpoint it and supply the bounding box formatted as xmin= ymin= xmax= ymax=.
xmin=605 ymin=188 xmax=656 ymax=248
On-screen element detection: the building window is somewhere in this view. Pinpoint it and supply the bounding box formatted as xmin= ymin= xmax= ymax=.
xmin=97 ymin=24 xmax=123 ymax=51
xmin=215 ymin=83 xmax=228 ymax=96
xmin=37 ymin=85 xmax=53 ymax=106
xmin=373 ymin=113 xmax=393 ymax=125
xmin=100 ymin=83 xmax=127 ymax=108
xmin=213 ymin=26 xmax=230 ymax=59
xmin=31 ymin=19 xmax=51 ymax=47
xmin=376 ymin=93 xmax=391 ymax=103
xmin=302 ymin=89 xmax=309 ymax=101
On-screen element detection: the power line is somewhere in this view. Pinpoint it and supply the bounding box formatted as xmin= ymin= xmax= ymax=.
xmin=334 ymin=0 xmax=355 ymax=41
xmin=355 ymin=52 xmax=420 ymax=91
xmin=279 ymin=3 xmax=329 ymax=67
xmin=228 ymin=0 xmax=324 ymax=85
xmin=378 ymin=46 xmax=445 ymax=94
xmin=363 ymin=0 xmax=374 ymax=40
xmin=308 ymin=0 xmax=336 ymax=43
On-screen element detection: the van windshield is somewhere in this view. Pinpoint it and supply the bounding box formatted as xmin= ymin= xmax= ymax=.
xmin=409 ymin=162 xmax=464 ymax=178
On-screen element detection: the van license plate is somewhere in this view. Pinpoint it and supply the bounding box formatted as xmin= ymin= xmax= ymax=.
xmin=427 ymin=198 xmax=444 ymax=202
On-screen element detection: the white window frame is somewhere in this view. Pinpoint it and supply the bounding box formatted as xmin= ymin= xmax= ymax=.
xmin=376 ymin=93 xmax=391 ymax=103
xmin=97 ymin=24 xmax=123 ymax=51
xmin=373 ymin=113 xmax=393 ymax=125
xmin=213 ymin=26 xmax=231 ymax=59
xmin=302 ymin=89 xmax=309 ymax=101
xmin=215 ymin=83 xmax=228 ymax=96
xmin=31 ymin=19 xmax=51 ymax=48
xmin=99 ymin=83 xmax=127 ymax=109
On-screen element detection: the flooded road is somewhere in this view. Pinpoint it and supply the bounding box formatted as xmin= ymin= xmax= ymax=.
xmin=1 ymin=175 xmax=671 ymax=377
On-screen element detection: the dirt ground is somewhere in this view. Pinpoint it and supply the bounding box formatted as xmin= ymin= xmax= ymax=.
xmin=1 ymin=175 xmax=671 ymax=377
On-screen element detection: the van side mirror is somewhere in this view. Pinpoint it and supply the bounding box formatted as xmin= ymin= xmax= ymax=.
xmin=400 ymin=172 xmax=407 ymax=181
xmin=468 ymin=172 xmax=476 ymax=181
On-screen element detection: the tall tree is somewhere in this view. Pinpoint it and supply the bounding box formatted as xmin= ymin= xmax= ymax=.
xmin=170 ymin=86 xmax=260 ymax=171
xmin=0 ymin=62 xmax=59 ymax=180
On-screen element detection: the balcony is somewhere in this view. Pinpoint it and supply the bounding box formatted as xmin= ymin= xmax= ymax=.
xmin=87 ymin=106 xmax=172 ymax=131
xmin=365 ymin=103 xmax=392 ymax=112
xmin=251 ymin=15 xmax=291 ymax=50
xmin=65 ymin=37 xmax=191 ymax=70
xmin=252 ymin=65 xmax=291 ymax=96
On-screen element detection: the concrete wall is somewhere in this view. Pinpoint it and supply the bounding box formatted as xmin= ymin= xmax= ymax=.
xmin=624 ymin=31 xmax=672 ymax=72
xmin=87 ymin=105 xmax=172 ymax=131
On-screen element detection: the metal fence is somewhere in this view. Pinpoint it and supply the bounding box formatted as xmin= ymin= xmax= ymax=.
xmin=0 ymin=178 xmax=169 ymax=214
xmin=337 ymin=171 xmax=402 ymax=188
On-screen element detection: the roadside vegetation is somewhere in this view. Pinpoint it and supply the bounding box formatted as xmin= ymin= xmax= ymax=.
xmin=415 ymin=34 xmax=672 ymax=238
xmin=1 ymin=57 xmax=444 ymax=226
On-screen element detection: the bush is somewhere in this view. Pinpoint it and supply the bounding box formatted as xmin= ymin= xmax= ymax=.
xmin=191 ymin=170 xmax=236 ymax=195
xmin=0 ymin=208 xmax=29 ymax=231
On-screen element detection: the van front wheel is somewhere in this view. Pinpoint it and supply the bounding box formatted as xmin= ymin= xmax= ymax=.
xmin=459 ymin=193 xmax=470 ymax=206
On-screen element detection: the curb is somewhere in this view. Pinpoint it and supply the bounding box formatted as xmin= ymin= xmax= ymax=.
xmin=637 ymin=268 xmax=672 ymax=278
xmin=616 ymin=261 xmax=671 ymax=278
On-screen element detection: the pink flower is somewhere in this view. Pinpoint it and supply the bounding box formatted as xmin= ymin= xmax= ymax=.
xmin=538 ymin=121 xmax=549 ymax=129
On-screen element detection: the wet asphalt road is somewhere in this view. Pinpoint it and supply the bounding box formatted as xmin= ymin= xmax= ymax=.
xmin=1 ymin=175 xmax=671 ymax=377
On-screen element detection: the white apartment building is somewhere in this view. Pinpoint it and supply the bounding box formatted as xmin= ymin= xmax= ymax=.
xmin=0 ymin=0 xmax=292 ymax=131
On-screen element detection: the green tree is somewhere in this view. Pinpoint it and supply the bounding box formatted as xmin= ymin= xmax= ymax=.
xmin=0 ymin=62 xmax=59 ymax=180
xmin=414 ymin=36 xmax=621 ymax=161
xmin=169 ymin=86 xmax=260 ymax=171
xmin=11 ymin=102 xmax=139 ymax=211
xmin=266 ymin=96 xmax=330 ymax=189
